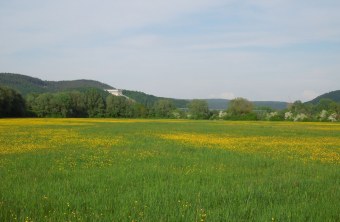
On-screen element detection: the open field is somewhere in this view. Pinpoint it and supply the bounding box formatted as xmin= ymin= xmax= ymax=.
xmin=0 ymin=119 xmax=339 ymax=221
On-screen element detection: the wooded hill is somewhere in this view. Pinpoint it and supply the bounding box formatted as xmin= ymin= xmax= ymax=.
xmin=1 ymin=73 xmax=290 ymax=110
xmin=307 ymin=90 xmax=340 ymax=104
xmin=123 ymin=90 xmax=189 ymax=108
xmin=0 ymin=73 xmax=190 ymax=108
xmin=205 ymin=99 xmax=288 ymax=110
xmin=0 ymin=73 xmax=114 ymax=96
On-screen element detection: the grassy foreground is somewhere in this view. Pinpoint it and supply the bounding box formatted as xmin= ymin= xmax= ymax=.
xmin=0 ymin=119 xmax=339 ymax=221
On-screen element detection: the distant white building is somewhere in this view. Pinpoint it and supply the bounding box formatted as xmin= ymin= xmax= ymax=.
xmin=106 ymin=89 xmax=124 ymax=96
xmin=105 ymin=89 xmax=130 ymax=100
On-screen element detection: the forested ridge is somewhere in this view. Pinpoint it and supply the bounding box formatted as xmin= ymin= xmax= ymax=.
xmin=0 ymin=73 xmax=114 ymax=96
xmin=1 ymin=73 xmax=340 ymax=121
xmin=308 ymin=90 xmax=340 ymax=104
xmin=123 ymin=90 xmax=190 ymax=108
xmin=1 ymin=73 xmax=294 ymax=110
xmin=0 ymin=73 xmax=190 ymax=109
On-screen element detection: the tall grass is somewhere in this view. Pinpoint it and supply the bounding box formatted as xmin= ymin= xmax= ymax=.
xmin=0 ymin=119 xmax=339 ymax=221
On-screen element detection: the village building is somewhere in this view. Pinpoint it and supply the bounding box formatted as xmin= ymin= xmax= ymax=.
xmin=105 ymin=89 xmax=130 ymax=100
xmin=106 ymin=89 xmax=124 ymax=96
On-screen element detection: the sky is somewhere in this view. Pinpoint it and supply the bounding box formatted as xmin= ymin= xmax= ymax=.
xmin=1 ymin=0 xmax=340 ymax=102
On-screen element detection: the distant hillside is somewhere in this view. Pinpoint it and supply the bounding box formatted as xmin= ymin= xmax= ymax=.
xmin=122 ymin=92 xmax=288 ymax=110
xmin=308 ymin=90 xmax=340 ymax=104
xmin=0 ymin=73 xmax=114 ymax=96
xmin=253 ymin=101 xmax=288 ymax=110
xmin=205 ymin=99 xmax=230 ymax=110
xmin=1 ymin=72 xmax=289 ymax=110
xmin=123 ymin=90 xmax=190 ymax=108
xmin=205 ymin=99 xmax=288 ymax=110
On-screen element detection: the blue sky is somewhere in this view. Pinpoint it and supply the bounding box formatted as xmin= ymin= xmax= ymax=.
xmin=1 ymin=0 xmax=340 ymax=101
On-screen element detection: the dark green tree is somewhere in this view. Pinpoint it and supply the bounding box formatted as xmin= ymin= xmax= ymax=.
xmin=68 ymin=91 xmax=87 ymax=117
xmin=132 ymin=103 xmax=148 ymax=118
xmin=315 ymin=99 xmax=338 ymax=113
xmin=25 ymin=93 xmax=39 ymax=117
xmin=85 ymin=89 xmax=105 ymax=117
xmin=26 ymin=91 xmax=88 ymax=117
xmin=289 ymin=101 xmax=313 ymax=118
xmin=50 ymin=92 xmax=72 ymax=117
xmin=228 ymin=97 xmax=253 ymax=115
xmin=153 ymin=99 xmax=176 ymax=118
xmin=0 ymin=86 xmax=26 ymax=117
xmin=28 ymin=93 xmax=54 ymax=117
xmin=188 ymin=99 xmax=210 ymax=119
xmin=106 ymin=95 xmax=133 ymax=118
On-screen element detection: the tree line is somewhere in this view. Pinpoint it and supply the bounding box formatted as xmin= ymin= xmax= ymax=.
xmin=218 ymin=97 xmax=340 ymax=122
xmin=0 ymin=86 xmax=339 ymax=121
xmin=0 ymin=86 xmax=189 ymax=118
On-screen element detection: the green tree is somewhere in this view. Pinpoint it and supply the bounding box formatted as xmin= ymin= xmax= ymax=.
xmin=228 ymin=97 xmax=253 ymax=115
xmin=0 ymin=86 xmax=26 ymax=117
xmin=153 ymin=99 xmax=176 ymax=118
xmin=25 ymin=93 xmax=39 ymax=117
xmin=29 ymin=93 xmax=54 ymax=117
xmin=315 ymin=99 xmax=338 ymax=113
xmin=106 ymin=95 xmax=133 ymax=118
xmin=68 ymin=91 xmax=87 ymax=117
xmin=85 ymin=89 xmax=105 ymax=117
xmin=289 ymin=100 xmax=312 ymax=115
xmin=188 ymin=99 xmax=210 ymax=119
xmin=26 ymin=91 xmax=87 ymax=117
xmin=50 ymin=92 xmax=72 ymax=117
xmin=132 ymin=103 xmax=148 ymax=118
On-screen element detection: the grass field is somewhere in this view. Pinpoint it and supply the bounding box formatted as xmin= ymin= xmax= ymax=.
xmin=0 ymin=119 xmax=339 ymax=221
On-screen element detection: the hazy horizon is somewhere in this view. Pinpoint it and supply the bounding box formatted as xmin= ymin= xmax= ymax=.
xmin=1 ymin=1 xmax=339 ymax=102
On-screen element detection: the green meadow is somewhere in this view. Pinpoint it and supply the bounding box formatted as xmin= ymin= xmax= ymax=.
xmin=0 ymin=119 xmax=339 ymax=221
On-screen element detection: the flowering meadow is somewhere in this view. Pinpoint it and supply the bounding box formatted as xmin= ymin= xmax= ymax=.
xmin=0 ymin=119 xmax=339 ymax=221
